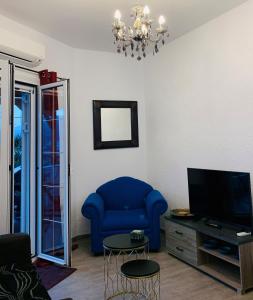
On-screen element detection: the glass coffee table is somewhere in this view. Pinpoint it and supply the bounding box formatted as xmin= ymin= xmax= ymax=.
xmin=103 ymin=233 xmax=149 ymax=300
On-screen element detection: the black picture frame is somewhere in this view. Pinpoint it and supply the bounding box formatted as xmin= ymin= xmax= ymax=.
xmin=93 ymin=100 xmax=139 ymax=150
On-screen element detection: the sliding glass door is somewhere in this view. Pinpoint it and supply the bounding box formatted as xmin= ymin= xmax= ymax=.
xmin=38 ymin=81 xmax=70 ymax=266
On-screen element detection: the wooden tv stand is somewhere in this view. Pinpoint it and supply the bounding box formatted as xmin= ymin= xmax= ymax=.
xmin=165 ymin=216 xmax=253 ymax=294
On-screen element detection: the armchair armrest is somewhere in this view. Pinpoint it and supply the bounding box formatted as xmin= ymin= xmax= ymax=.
xmin=145 ymin=190 xmax=168 ymax=219
xmin=81 ymin=193 xmax=104 ymax=221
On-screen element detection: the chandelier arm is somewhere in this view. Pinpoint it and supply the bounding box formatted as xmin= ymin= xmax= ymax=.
xmin=123 ymin=41 xmax=132 ymax=48
xmin=120 ymin=38 xmax=132 ymax=45
xmin=149 ymin=34 xmax=164 ymax=43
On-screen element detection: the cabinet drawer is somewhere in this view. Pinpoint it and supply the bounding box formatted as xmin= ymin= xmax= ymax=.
xmin=165 ymin=220 xmax=197 ymax=244
xmin=166 ymin=234 xmax=197 ymax=253
xmin=167 ymin=236 xmax=198 ymax=266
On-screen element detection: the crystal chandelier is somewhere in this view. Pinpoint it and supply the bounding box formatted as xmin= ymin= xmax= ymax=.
xmin=112 ymin=5 xmax=169 ymax=60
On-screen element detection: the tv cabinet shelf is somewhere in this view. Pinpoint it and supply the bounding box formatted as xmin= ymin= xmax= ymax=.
xmin=165 ymin=216 xmax=253 ymax=294
xmin=198 ymin=246 xmax=240 ymax=267
xmin=198 ymin=263 xmax=241 ymax=290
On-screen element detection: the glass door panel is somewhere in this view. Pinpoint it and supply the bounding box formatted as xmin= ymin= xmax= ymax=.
xmin=38 ymin=81 xmax=70 ymax=265
xmin=12 ymin=87 xmax=32 ymax=234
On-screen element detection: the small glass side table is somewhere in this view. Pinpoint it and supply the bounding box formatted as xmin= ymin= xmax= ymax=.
xmin=103 ymin=234 xmax=149 ymax=300
xmin=121 ymin=259 xmax=160 ymax=300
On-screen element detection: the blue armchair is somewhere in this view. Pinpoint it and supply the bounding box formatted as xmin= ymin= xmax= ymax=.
xmin=81 ymin=177 xmax=168 ymax=254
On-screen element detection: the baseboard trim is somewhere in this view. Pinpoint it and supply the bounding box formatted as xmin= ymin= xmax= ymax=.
xmin=72 ymin=234 xmax=90 ymax=242
xmin=72 ymin=230 xmax=164 ymax=243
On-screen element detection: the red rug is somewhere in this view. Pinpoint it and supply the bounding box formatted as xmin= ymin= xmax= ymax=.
xmin=35 ymin=259 xmax=77 ymax=290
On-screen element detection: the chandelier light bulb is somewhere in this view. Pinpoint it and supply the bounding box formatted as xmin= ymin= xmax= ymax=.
xmin=129 ymin=28 xmax=134 ymax=37
xmin=134 ymin=17 xmax=142 ymax=29
xmin=158 ymin=15 xmax=165 ymax=26
xmin=114 ymin=9 xmax=121 ymax=21
xmin=118 ymin=29 xmax=123 ymax=38
xmin=143 ymin=5 xmax=150 ymax=16
xmin=141 ymin=24 xmax=148 ymax=35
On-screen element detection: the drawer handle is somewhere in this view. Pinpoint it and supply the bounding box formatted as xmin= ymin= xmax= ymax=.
xmin=176 ymin=246 xmax=184 ymax=252
xmin=175 ymin=230 xmax=183 ymax=236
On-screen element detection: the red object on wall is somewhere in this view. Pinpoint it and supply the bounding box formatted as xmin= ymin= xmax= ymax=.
xmin=39 ymin=69 xmax=49 ymax=85
xmin=49 ymin=71 xmax=57 ymax=83
xmin=39 ymin=69 xmax=58 ymax=85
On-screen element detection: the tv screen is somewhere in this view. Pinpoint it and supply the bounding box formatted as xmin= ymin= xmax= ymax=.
xmin=188 ymin=168 xmax=253 ymax=229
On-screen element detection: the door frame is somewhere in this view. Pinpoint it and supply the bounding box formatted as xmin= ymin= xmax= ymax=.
xmin=37 ymin=80 xmax=71 ymax=266
xmin=0 ymin=60 xmax=13 ymax=235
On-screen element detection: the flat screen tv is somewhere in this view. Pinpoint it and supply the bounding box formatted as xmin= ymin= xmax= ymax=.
xmin=188 ymin=168 xmax=253 ymax=229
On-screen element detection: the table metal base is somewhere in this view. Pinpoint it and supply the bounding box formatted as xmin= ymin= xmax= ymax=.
xmin=104 ymin=246 xmax=149 ymax=300
xmin=121 ymin=272 xmax=160 ymax=300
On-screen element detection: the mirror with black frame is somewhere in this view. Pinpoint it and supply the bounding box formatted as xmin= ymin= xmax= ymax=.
xmin=93 ymin=100 xmax=139 ymax=150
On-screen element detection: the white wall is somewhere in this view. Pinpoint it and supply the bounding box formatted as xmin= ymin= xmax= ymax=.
xmin=144 ymin=0 xmax=253 ymax=212
xmin=0 ymin=13 xmax=147 ymax=237
xmin=71 ymin=49 xmax=147 ymax=236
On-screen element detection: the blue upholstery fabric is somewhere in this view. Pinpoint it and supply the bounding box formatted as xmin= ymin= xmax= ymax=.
xmin=145 ymin=190 xmax=168 ymax=220
xmin=102 ymin=209 xmax=149 ymax=231
xmin=81 ymin=177 xmax=168 ymax=254
xmin=97 ymin=177 xmax=153 ymax=210
xmin=82 ymin=193 xmax=104 ymax=220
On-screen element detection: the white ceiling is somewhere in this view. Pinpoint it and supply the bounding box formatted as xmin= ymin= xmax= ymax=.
xmin=0 ymin=0 xmax=248 ymax=52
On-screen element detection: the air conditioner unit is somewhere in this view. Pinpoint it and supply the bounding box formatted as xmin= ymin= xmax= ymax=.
xmin=0 ymin=28 xmax=45 ymax=67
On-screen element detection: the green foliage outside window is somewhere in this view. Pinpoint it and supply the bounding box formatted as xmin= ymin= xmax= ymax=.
xmin=14 ymin=134 xmax=22 ymax=168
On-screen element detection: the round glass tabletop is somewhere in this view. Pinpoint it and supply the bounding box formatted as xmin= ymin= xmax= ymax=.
xmin=103 ymin=234 xmax=149 ymax=250
xmin=121 ymin=259 xmax=160 ymax=278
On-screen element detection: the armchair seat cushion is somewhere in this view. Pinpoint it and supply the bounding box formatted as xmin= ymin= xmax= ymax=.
xmin=102 ymin=209 xmax=149 ymax=231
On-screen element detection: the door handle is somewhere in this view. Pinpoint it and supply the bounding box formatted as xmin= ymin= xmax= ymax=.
xmin=175 ymin=230 xmax=183 ymax=236
xmin=176 ymin=246 xmax=184 ymax=252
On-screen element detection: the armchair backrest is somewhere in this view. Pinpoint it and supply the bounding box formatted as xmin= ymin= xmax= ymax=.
xmin=0 ymin=233 xmax=32 ymax=267
xmin=96 ymin=177 xmax=153 ymax=210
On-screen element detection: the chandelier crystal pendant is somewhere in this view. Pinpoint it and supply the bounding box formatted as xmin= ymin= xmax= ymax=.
xmin=112 ymin=5 xmax=169 ymax=60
